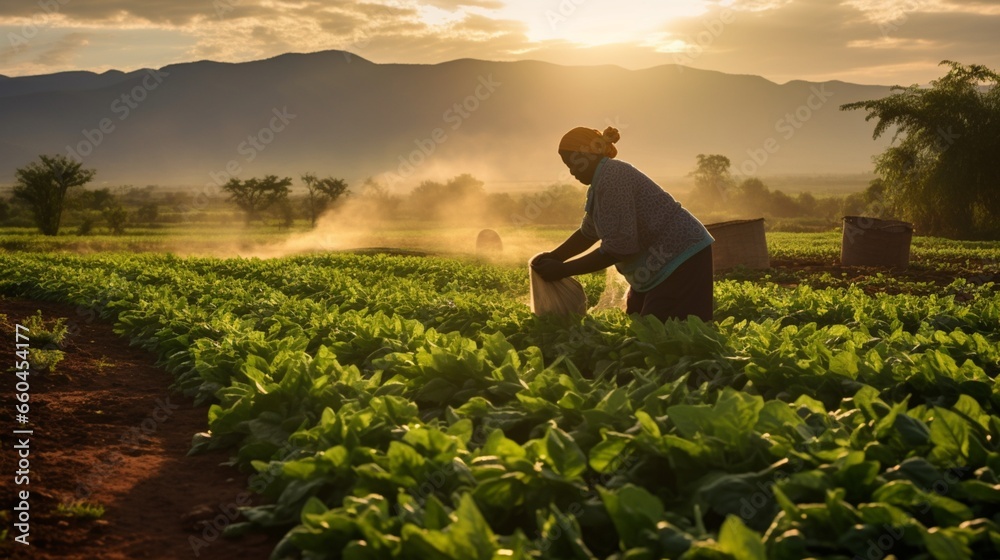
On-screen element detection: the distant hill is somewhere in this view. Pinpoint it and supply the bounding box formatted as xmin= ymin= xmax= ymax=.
xmin=0 ymin=51 xmax=892 ymax=190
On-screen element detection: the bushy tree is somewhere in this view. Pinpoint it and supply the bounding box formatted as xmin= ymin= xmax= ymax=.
xmin=689 ymin=154 xmax=734 ymax=207
xmin=102 ymin=204 xmax=128 ymax=235
xmin=736 ymin=177 xmax=769 ymax=216
xmin=301 ymin=174 xmax=349 ymax=226
xmin=135 ymin=202 xmax=159 ymax=223
xmin=222 ymin=175 xmax=292 ymax=224
xmin=408 ymin=174 xmax=486 ymax=221
xmin=841 ymin=61 xmax=1000 ymax=238
xmin=12 ymin=155 xmax=96 ymax=236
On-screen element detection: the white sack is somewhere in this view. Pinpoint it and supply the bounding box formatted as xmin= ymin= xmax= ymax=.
xmin=529 ymin=254 xmax=588 ymax=317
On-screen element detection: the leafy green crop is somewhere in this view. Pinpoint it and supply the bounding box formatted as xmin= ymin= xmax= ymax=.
xmin=1 ymin=241 xmax=999 ymax=559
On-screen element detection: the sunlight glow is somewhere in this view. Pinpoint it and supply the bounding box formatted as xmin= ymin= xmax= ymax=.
xmin=495 ymin=0 xmax=709 ymax=46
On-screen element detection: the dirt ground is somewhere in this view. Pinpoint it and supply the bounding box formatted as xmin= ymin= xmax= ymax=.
xmin=0 ymin=297 xmax=281 ymax=560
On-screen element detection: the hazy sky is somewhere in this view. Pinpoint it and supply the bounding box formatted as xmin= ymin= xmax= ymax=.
xmin=1 ymin=0 xmax=998 ymax=84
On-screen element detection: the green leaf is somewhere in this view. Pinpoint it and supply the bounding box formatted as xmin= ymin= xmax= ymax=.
xmin=635 ymin=410 xmax=661 ymax=438
xmin=589 ymin=435 xmax=631 ymax=474
xmin=856 ymin=503 xmax=914 ymax=527
xmin=447 ymin=494 xmax=498 ymax=559
xmin=599 ymin=484 xmax=665 ymax=549
xmin=472 ymin=473 xmax=525 ymax=509
xmin=929 ymin=407 xmax=971 ymax=466
xmin=482 ymin=429 xmax=525 ymax=460
xmin=792 ymin=394 xmax=827 ymax=415
xmin=717 ymin=516 xmax=767 ymax=560
xmin=894 ymin=413 xmax=932 ymax=447
xmin=873 ymin=480 xmax=973 ymax=526
xmin=755 ymin=400 xmax=804 ymax=437
xmin=423 ymin=495 xmax=450 ymax=531
xmin=667 ymin=388 xmax=763 ymax=447
xmin=401 ymin=494 xmax=497 ymax=560
xmin=829 ymin=351 xmax=860 ymax=379
xmin=545 ymin=427 xmax=588 ymax=481
xmin=955 ymin=480 xmax=1000 ymax=503
xmin=923 ymin=527 xmax=972 ymax=560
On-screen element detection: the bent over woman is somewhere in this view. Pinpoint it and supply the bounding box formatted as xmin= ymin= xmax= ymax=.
xmin=531 ymin=126 xmax=715 ymax=322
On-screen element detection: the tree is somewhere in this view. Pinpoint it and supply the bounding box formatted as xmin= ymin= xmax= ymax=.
xmin=102 ymin=203 xmax=128 ymax=235
xmin=274 ymin=197 xmax=295 ymax=229
xmin=689 ymin=154 xmax=734 ymax=208
xmin=408 ymin=174 xmax=486 ymax=221
xmin=135 ymin=202 xmax=159 ymax=223
xmin=841 ymin=61 xmax=1000 ymax=238
xmin=12 ymin=154 xmax=96 ymax=236
xmin=301 ymin=174 xmax=349 ymax=226
xmin=353 ymin=177 xmax=400 ymax=220
xmin=221 ymin=175 xmax=292 ymax=224
xmin=736 ymin=177 xmax=770 ymax=216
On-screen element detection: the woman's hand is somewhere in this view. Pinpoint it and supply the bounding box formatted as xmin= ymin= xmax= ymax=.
xmin=531 ymin=252 xmax=558 ymax=266
xmin=531 ymin=257 xmax=569 ymax=281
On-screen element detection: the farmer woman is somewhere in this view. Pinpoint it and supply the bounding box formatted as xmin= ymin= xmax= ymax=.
xmin=531 ymin=126 xmax=715 ymax=322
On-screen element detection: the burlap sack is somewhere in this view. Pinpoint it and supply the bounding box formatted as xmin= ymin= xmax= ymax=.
xmin=529 ymin=254 xmax=588 ymax=316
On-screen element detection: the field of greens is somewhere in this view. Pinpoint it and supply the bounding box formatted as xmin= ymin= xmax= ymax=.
xmin=2 ymin=236 xmax=1000 ymax=559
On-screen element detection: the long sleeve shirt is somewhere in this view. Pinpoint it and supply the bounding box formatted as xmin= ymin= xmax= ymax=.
xmin=580 ymin=157 xmax=714 ymax=292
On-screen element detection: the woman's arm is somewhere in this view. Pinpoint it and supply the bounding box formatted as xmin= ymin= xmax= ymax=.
xmin=533 ymin=245 xmax=620 ymax=281
xmin=541 ymin=229 xmax=598 ymax=263
xmin=561 ymin=249 xmax=618 ymax=276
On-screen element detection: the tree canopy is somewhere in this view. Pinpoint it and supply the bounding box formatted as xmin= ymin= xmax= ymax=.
xmin=13 ymin=154 xmax=96 ymax=236
xmin=301 ymin=174 xmax=350 ymax=226
xmin=222 ymin=175 xmax=292 ymax=224
xmin=841 ymin=61 xmax=1000 ymax=239
xmin=689 ymin=154 xmax=734 ymax=208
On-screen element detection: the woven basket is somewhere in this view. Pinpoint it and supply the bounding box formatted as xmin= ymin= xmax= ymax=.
xmin=705 ymin=218 xmax=769 ymax=270
xmin=841 ymin=216 xmax=913 ymax=268
xmin=476 ymin=229 xmax=503 ymax=254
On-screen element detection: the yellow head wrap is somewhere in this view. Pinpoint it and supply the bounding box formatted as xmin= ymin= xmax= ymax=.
xmin=558 ymin=126 xmax=621 ymax=158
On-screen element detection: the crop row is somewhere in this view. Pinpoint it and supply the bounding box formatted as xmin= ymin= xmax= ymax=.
xmin=1 ymin=251 xmax=999 ymax=559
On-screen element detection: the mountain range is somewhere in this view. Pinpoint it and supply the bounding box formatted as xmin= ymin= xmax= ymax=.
xmin=0 ymin=50 xmax=893 ymax=191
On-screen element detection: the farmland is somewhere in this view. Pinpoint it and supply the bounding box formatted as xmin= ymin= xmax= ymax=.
xmin=2 ymin=230 xmax=1000 ymax=559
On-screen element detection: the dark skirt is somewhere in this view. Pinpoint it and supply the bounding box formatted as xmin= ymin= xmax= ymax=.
xmin=625 ymin=244 xmax=714 ymax=322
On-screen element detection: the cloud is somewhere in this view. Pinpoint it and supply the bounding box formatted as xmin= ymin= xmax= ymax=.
xmin=0 ymin=0 xmax=996 ymax=85
xmin=422 ymin=0 xmax=504 ymax=8
xmin=0 ymin=0 xmax=181 ymax=25
xmin=34 ymin=31 xmax=90 ymax=66
xmin=650 ymin=0 xmax=1000 ymax=83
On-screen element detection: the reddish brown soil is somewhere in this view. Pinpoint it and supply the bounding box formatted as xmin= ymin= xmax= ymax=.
xmin=0 ymin=297 xmax=281 ymax=560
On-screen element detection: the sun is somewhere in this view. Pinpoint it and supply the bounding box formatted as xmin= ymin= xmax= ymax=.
xmin=494 ymin=0 xmax=710 ymax=46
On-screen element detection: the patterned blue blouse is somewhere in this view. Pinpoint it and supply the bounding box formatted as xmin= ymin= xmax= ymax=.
xmin=580 ymin=157 xmax=714 ymax=292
